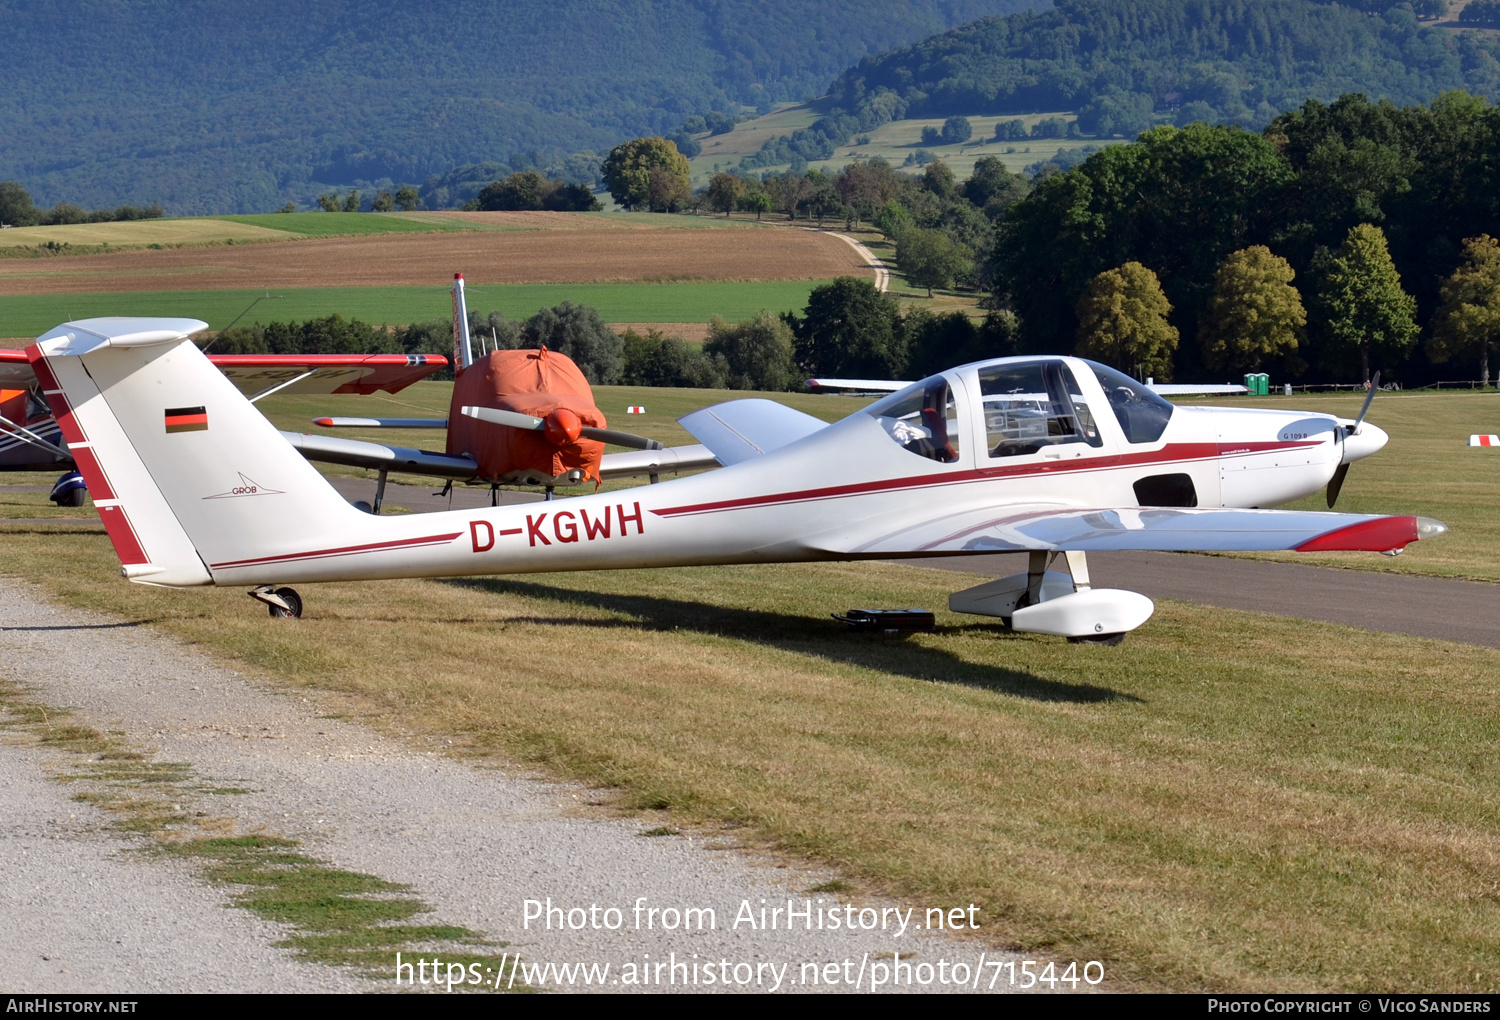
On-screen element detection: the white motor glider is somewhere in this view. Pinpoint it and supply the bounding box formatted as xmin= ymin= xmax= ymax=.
xmin=25 ymin=318 xmax=1444 ymax=643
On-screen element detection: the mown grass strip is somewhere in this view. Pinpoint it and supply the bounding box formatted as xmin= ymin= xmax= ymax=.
xmin=0 ymin=677 xmax=527 ymax=988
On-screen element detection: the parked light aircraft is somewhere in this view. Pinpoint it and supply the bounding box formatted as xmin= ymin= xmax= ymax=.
xmin=285 ymin=275 xmax=719 ymax=510
xmin=23 ymin=317 xmax=1444 ymax=641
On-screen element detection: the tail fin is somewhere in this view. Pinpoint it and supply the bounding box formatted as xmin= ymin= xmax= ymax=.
xmin=452 ymin=273 xmax=474 ymax=372
xmin=30 ymin=318 xmax=372 ymax=586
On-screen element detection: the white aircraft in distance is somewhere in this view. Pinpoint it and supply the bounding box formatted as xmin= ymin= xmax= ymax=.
xmin=24 ymin=318 xmax=1444 ymax=644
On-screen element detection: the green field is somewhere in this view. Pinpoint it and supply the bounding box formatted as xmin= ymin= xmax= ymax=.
xmin=210 ymin=212 xmax=502 ymax=236
xmin=0 ymin=280 xmax=834 ymax=336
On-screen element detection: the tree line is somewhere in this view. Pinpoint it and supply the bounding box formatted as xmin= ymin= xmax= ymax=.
xmin=993 ymin=92 xmax=1500 ymax=386
xmin=202 ymin=305 xmax=805 ymax=393
xmin=0 ymin=182 xmax=162 ymax=227
xmin=195 ymin=275 xmax=1021 ymax=396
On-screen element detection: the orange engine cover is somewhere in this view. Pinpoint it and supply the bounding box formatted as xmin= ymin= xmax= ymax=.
xmin=448 ymin=348 xmax=607 ymax=484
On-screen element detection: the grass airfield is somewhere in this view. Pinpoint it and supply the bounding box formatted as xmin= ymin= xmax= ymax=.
xmin=2 ymin=383 xmax=1498 ymax=991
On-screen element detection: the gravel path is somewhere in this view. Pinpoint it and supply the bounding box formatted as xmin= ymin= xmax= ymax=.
xmin=0 ymin=578 xmax=1034 ymax=994
xmin=0 ymin=740 xmax=371 ymax=992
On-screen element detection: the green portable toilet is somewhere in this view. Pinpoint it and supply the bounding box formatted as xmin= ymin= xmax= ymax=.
xmin=1243 ymin=372 xmax=1269 ymax=396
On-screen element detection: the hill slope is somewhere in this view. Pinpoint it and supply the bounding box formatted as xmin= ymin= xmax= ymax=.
xmin=0 ymin=0 xmax=1038 ymax=214
xmin=828 ymin=0 xmax=1500 ymax=128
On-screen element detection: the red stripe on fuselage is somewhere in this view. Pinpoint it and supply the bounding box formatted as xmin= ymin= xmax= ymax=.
xmin=208 ymin=532 xmax=464 ymax=570
xmin=651 ymin=440 xmax=1321 ymax=518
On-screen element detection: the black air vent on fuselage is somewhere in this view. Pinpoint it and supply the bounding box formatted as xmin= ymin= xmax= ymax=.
xmin=1133 ymin=473 xmax=1198 ymax=508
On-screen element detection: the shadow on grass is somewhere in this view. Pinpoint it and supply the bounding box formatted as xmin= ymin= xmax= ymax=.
xmin=1 ymin=620 xmax=147 ymax=632
xmin=442 ymin=577 xmax=1140 ymax=705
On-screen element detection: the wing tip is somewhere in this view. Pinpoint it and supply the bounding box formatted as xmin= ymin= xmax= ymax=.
xmin=1296 ymin=515 xmax=1426 ymax=553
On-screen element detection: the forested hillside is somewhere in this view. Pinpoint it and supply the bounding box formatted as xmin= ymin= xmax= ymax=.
xmin=0 ymin=0 xmax=1035 ymax=214
xmin=828 ymin=0 xmax=1500 ymax=132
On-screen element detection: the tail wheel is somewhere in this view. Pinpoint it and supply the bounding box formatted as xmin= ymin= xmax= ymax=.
xmin=268 ymin=587 xmax=303 ymax=619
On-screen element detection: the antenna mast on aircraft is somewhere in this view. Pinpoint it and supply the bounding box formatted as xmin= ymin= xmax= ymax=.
xmin=452 ymin=273 xmax=474 ymax=372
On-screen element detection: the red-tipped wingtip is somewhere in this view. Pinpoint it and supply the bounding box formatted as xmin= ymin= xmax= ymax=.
xmin=312 ymin=417 xmax=334 ymax=427
xmin=1296 ymin=515 xmax=1419 ymax=553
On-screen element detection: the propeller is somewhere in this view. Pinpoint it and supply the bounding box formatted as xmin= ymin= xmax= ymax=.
xmin=1326 ymin=370 xmax=1379 ymax=508
xmin=459 ymin=405 xmax=663 ymax=450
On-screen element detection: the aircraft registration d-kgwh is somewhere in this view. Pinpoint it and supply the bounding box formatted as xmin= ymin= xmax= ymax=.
xmin=23 ymin=316 xmax=1445 ymax=644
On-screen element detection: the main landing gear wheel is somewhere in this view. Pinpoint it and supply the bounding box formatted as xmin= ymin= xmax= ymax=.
xmin=268 ymin=587 xmax=303 ymax=619
xmin=250 ymin=586 xmax=304 ymax=619
xmin=1067 ymin=632 xmax=1126 ymax=646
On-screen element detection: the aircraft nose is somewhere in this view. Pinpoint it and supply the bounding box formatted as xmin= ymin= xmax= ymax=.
xmin=1343 ymin=421 xmax=1389 ymax=464
xmin=544 ymin=408 xmax=583 ymax=446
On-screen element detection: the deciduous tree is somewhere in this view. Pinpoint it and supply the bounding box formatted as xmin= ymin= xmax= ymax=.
xmin=704 ymin=311 xmax=798 ymax=390
xmin=740 ymin=188 xmax=772 ymax=220
xmin=395 ymin=186 xmax=420 ymax=211
xmin=646 ymin=167 xmax=690 ymax=212
xmin=1075 ymin=262 xmax=1179 ymax=381
xmin=1199 ymin=246 xmax=1306 ymax=373
xmin=897 ymin=227 xmax=972 ymax=297
xmin=602 ymin=138 xmax=690 ymax=211
xmin=939 ymin=115 xmax=972 ymax=145
xmin=1311 ymin=223 xmax=1417 ymax=383
xmin=706 ymin=172 xmax=744 ymax=216
xmin=1429 ymin=234 xmax=1500 ymax=386
xmin=786 ymin=276 xmax=905 ymax=377
xmin=520 ymin=301 xmax=623 ymax=384
xmin=0 ymin=181 xmax=38 ymax=226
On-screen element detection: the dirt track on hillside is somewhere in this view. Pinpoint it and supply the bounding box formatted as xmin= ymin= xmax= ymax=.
xmin=0 ymin=216 xmax=866 ymax=295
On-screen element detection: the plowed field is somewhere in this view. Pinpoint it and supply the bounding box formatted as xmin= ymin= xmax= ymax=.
xmin=0 ymin=214 xmax=867 ymax=295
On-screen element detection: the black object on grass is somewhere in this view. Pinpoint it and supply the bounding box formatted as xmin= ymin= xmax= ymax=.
xmin=831 ymin=609 xmax=936 ymax=635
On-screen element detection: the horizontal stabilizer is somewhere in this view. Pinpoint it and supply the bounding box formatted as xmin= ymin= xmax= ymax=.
xmin=1149 ymin=383 xmax=1249 ymax=396
xmin=280 ymin=431 xmax=478 ymax=479
xmin=38 ymin=317 xmax=209 ymax=355
xmin=600 ymin=444 xmax=719 ymax=480
xmin=803 ymin=378 xmax=909 ymax=394
xmin=677 ymin=399 xmax=828 ymax=467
